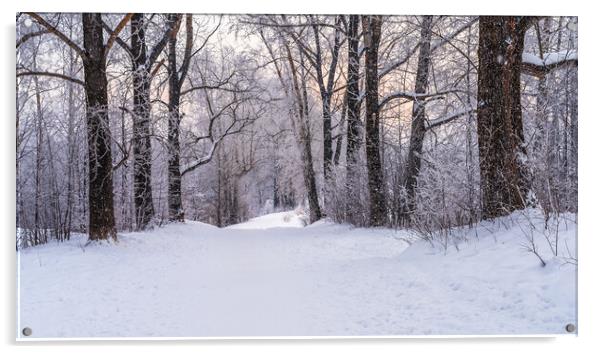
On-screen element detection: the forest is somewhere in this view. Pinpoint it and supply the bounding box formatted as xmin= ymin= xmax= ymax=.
xmin=15 ymin=14 xmax=578 ymax=246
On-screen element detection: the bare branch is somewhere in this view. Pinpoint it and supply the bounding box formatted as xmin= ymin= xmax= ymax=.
xmin=16 ymin=29 xmax=49 ymax=48
xmin=24 ymin=13 xmax=85 ymax=58
xmin=181 ymin=72 xmax=238 ymax=96
xmin=104 ymin=13 xmax=134 ymax=60
xmin=426 ymin=108 xmax=476 ymax=130
xmin=379 ymin=89 xmax=463 ymax=111
xmin=178 ymin=14 xmax=194 ymax=90
xmin=101 ymin=19 xmax=133 ymax=59
xmin=188 ymin=16 xmax=222 ymax=60
xmin=16 ymin=70 xmax=85 ymax=86
xmin=150 ymin=58 xmax=165 ymax=78
xmin=379 ymin=17 xmax=477 ymax=79
xmin=147 ymin=14 xmax=182 ymax=68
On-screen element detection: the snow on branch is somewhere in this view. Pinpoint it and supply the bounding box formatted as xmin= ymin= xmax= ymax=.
xmin=522 ymin=49 xmax=578 ymax=78
xmin=180 ymin=141 xmax=219 ymax=176
xmin=379 ymin=18 xmax=478 ymax=80
xmin=378 ymin=89 xmax=462 ymax=111
xmin=180 ymin=108 xmax=257 ymax=177
xmin=426 ymin=108 xmax=476 ymax=130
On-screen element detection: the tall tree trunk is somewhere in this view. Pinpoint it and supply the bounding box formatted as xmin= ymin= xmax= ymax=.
xmin=299 ymin=55 xmax=322 ymax=223
xmin=216 ymin=147 xmax=223 ymax=226
xmin=82 ymin=13 xmax=117 ymax=241
xmin=533 ymin=18 xmax=552 ymax=211
xmin=476 ymin=16 xmax=530 ymax=220
xmin=345 ymin=14 xmax=361 ymax=221
xmin=284 ymin=42 xmax=322 ymax=223
xmin=43 ymin=118 xmax=63 ymax=240
xmin=314 ymin=23 xmax=341 ymax=183
xmin=465 ymin=22 xmax=477 ymax=223
xmin=33 ymin=57 xmax=43 ymax=245
xmin=402 ymin=15 xmax=433 ymax=221
xmin=130 ymin=13 xmax=156 ymax=229
xmin=321 ymin=95 xmax=333 ymax=182
xmin=362 ymin=15 xmax=386 ymax=226
xmin=569 ymin=70 xmax=577 ymax=212
xmin=167 ymin=17 xmax=184 ymax=222
xmin=299 ymin=115 xmax=322 ymax=224
xmin=65 ymin=39 xmax=76 ymax=240
xmin=568 ymin=18 xmax=578 ymax=212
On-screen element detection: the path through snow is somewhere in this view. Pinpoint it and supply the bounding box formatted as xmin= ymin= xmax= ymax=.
xmin=17 ymin=210 xmax=577 ymax=338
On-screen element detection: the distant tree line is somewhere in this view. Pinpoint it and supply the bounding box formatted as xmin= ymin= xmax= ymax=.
xmin=16 ymin=14 xmax=577 ymax=247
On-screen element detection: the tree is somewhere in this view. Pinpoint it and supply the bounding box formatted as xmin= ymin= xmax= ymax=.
xmin=110 ymin=14 xmax=180 ymax=230
xmin=345 ymin=14 xmax=362 ymax=222
xmin=401 ymin=15 xmax=434 ymax=221
xmin=284 ymin=40 xmax=323 ymax=223
xmin=165 ymin=13 xmax=188 ymax=222
xmin=24 ymin=13 xmax=133 ymax=241
xmin=308 ymin=16 xmax=344 ymax=187
xmin=257 ymin=26 xmax=323 ymax=223
xmin=362 ymin=15 xmax=387 ymax=226
xmin=476 ymin=16 xmax=532 ymax=219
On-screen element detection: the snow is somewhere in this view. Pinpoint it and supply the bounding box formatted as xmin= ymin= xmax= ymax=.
xmin=227 ymin=210 xmax=307 ymax=229
xmin=522 ymin=50 xmax=578 ymax=67
xmin=17 ymin=210 xmax=576 ymax=338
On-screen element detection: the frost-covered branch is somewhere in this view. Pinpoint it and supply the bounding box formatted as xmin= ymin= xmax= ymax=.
xmin=180 ymin=142 xmax=219 ymax=176
xmin=378 ymin=89 xmax=462 ymax=111
xmin=16 ymin=70 xmax=84 ymax=86
xmin=24 ymin=13 xmax=85 ymax=58
xmin=426 ymin=108 xmax=476 ymax=130
xmin=103 ymin=14 xmax=134 ymax=61
xmin=522 ymin=50 xmax=578 ymax=78
xmin=16 ymin=29 xmax=50 ymax=48
xmin=379 ymin=17 xmax=477 ymax=79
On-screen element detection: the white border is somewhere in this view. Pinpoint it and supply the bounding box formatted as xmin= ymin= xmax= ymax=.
xmin=3 ymin=1 xmax=600 ymax=353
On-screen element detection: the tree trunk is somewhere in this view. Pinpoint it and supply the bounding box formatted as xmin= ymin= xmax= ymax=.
xmin=402 ymin=15 xmax=433 ymax=221
xmin=362 ymin=15 xmax=386 ymax=226
xmin=345 ymin=14 xmax=361 ymax=221
xmin=476 ymin=16 xmax=530 ymax=220
xmin=167 ymin=19 xmax=184 ymax=222
xmin=284 ymin=41 xmax=322 ymax=223
xmin=130 ymin=13 xmax=156 ymax=229
xmin=33 ymin=57 xmax=43 ymax=245
xmin=299 ymin=59 xmax=322 ymax=223
xmin=321 ymin=92 xmax=333 ymax=181
xmin=82 ymin=13 xmax=117 ymax=241
xmin=65 ymin=42 xmax=76 ymax=240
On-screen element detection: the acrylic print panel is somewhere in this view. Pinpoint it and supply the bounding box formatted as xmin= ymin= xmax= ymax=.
xmin=16 ymin=13 xmax=578 ymax=339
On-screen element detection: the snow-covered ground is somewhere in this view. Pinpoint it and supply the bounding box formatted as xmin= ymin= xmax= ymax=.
xmin=17 ymin=209 xmax=577 ymax=338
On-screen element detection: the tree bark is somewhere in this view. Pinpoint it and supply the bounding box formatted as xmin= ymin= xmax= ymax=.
xmin=310 ymin=17 xmax=342 ymax=185
xmin=82 ymin=13 xmax=117 ymax=240
xmin=362 ymin=15 xmax=387 ymax=226
xmin=284 ymin=41 xmax=322 ymax=223
xmin=167 ymin=14 xmax=184 ymax=222
xmin=130 ymin=14 xmax=156 ymax=229
xmin=33 ymin=56 xmax=43 ymax=245
xmin=64 ymin=32 xmax=76 ymax=240
xmin=345 ymin=15 xmax=362 ymax=221
xmin=402 ymin=15 xmax=433 ymax=221
xmin=476 ymin=16 xmax=531 ymax=220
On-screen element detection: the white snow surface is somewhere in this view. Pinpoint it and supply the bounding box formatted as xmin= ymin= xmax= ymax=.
xmin=522 ymin=49 xmax=578 ymax=67
xmin=227 ymin=210 xmax=307 ymax=229
xmin=18 ymin=210 xmax=577 ymax=338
